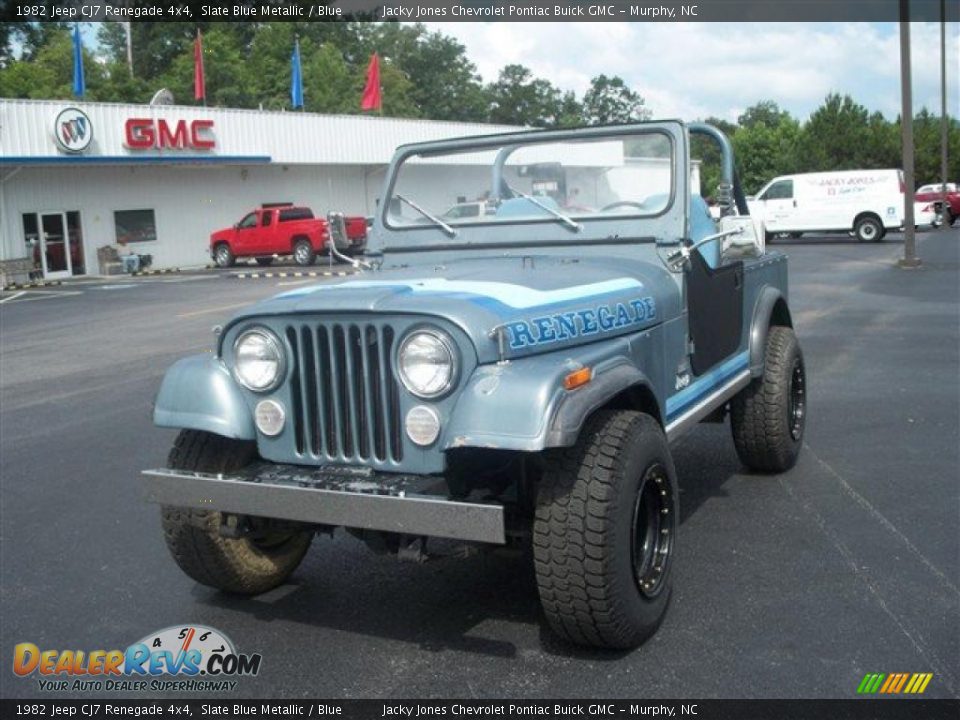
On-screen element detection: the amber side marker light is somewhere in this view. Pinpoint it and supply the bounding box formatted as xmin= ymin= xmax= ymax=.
xmin=564 ymin=367 xmax=593 ymax=391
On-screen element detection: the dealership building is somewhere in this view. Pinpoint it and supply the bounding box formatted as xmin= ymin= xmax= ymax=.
xmin=1 ymin=99 xmax=698 ymax=280
xmin=0 ymin=99 xmax=523 ymax=279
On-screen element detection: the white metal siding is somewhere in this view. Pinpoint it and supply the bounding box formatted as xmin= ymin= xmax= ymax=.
xmin=0 ymin=99 xmax=522 ymax=164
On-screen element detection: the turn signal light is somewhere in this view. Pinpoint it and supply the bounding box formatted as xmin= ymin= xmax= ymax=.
xmin=563 ymin=367 xmax=592 ymax=391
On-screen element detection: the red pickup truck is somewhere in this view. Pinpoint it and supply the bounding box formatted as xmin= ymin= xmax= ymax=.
xmin=914 ymin=183 xmax=959 ymax=227
xmin=210 ymin=204 xmax=367 ymax=267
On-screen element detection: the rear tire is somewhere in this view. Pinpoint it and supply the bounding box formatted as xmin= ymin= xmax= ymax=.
xmin=534 ymin=410 xmax=678 ymax=649
xmin=854 ymin=215 xmax=883 ymax=243
xmin=213 ymin=243 xmax=235 ymax=268
xmin=730 ymin=326 xmax=806 ymax=472
xmin=293 ymin=239 xmax=315 ymax=266
xmin=160 ymin=430 xmax=312 ymax=595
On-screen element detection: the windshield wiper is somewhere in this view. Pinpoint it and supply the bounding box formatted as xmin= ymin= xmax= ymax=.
xmin=513 ymin=191 xmax=582 ymax=233
xmin=395 ymin=194 xmax=457 ymax=238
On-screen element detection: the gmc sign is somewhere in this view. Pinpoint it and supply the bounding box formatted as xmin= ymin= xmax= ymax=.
xmin=125 ymin=118 xmax=215 ymax=150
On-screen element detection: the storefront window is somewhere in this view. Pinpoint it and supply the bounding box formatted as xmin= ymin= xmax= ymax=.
xmin=114 ymin=209 xmax=157 ymax=245
xmin=67 ymin=211 xmax=85 ymax=275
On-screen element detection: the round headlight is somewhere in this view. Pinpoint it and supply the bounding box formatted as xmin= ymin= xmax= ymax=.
xmin=397 ymin=329 xmax=457 ymax=398
xmin=233 ymin=328 xmax=285 ymax=392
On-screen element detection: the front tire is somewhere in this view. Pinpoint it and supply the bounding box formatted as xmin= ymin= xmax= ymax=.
xmin=854 ymin=215 xmax=883 ymax=242
xmin=160 ymin=430 xmax=313 ymax=595
xmin=213 ymin=243 xmax=235 ymax=268
xmin=533 ymin=410 xmax=678 ymax=649
xmin=730 ymin=326 xmax=806 ymax=472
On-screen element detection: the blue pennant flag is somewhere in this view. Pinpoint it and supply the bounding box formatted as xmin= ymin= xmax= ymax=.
xmin=290 ymin=39 xmax=304 ymax=109
xmin=72 ymin=24 xmax=85 ymax=98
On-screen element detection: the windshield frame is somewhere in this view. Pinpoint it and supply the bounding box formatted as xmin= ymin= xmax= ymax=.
xmin=379 ymin=124 xmax=679 ymax=243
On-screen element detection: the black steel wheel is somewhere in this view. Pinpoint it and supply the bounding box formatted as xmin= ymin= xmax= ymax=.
xmin=534 ymin=410 xmax=678 ymax=649
xmin=731 ymin=325 xmax=807 ymax=472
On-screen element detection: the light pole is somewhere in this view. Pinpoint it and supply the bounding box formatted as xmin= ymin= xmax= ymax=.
xmin=899 ymin=0 xmax=921 ymax=268
xmin=939 ymin=0 xmax=949 ymax=231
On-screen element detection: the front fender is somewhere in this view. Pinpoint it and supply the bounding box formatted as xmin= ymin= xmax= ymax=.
xmin=442 ymin=335 xmax=656 ymax=452
xmin=749 ymin=286 xmax=793 ymax=377
xmin=153 ymin=354 xmax=256 ymax=440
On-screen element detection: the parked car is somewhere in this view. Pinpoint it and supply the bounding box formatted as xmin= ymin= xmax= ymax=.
xmin=209 ymin=204 xmax=367 ymax=268
xmin=146 ymin=121 xmax=806 ymax=650
xmin=748 ymin=169 xmax=926 ymax=242
xmin=441 ymin=201 xmax=498 ymax=220
xmin=914 ymin=183 xmax=960 ymax=227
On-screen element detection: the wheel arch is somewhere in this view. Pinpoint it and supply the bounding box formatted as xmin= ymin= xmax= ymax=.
xmin=853 ymin=210 xmax=884 ymax=233
xmin=749 ymin=286 xmax=793 ymax=378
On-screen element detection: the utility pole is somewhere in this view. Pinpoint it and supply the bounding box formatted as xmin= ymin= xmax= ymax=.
xmin=899 ymin=0 xmax=921 ymax=268
xmin=124 ymin=21 xmax=133 ymax=76
xmin=939 ymin=0 xmax=949 ymax=230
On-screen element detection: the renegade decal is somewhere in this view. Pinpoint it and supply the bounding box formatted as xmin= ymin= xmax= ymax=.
xmin=504 ymin=297 xmax=656 ymax=350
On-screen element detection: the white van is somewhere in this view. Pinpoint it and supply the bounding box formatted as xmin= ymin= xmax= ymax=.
xmin=748 ymin=169 xmax=919 ymax=242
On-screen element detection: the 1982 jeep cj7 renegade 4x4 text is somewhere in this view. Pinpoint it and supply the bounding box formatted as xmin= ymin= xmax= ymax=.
xmin=144 ymin=121 xmax=807 ymax=649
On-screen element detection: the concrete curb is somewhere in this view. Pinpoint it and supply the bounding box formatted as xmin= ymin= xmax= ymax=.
xmin=131 ymin=268 xmax=181 ymax=277
xmin=231 ymin=270 xmax=356 ymax=279
xmin=2 ymin=280 xmax=64 ymax=291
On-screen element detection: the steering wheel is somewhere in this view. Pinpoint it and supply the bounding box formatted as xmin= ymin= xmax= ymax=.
xmin=600 ymin=201 xmax=647 ymax=212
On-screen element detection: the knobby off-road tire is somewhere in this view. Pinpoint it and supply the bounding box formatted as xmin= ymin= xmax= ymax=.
xmin=730 ymin=326 xmax=806 ymax=473
xmin=161 ymin=430 xmax=313 ymax=595
xmin=533 ymin=410 xmax=679 ymax=649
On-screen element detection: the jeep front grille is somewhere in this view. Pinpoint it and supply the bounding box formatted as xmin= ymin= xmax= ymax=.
xmin=285 ymin=322 xmax=403 ymax=464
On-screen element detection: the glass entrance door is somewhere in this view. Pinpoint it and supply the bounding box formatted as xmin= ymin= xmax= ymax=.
xmin=40 ymin=213 xmax=71 ymax=279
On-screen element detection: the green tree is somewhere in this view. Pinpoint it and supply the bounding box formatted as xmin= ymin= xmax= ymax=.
xmin=159 ymin=28 xmax=253 ymax=108
xmin=796 ymin=93 xmax=877 ymax=171
xmin=581 ymin=74 xmax=649 ymax=125
xmin=354 ymin=23 xmax=486 ymax=121
xmin=0 ymin=27 xmax=109 ymax=101
xmin=733 ymin=118 xmax=801 ymax=194
xmin=737 ymin=100 xmax=791 ymax=130
xmin=487 ymin=64 xmax=564 ymax=127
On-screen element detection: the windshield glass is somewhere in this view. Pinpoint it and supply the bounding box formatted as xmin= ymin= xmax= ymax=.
xmin=385 ymin=131 xmax=673 ymax=231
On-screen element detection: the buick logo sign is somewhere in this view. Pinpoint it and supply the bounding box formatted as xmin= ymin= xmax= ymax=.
xmin=54 ymin=107 xmax=93 ymax=153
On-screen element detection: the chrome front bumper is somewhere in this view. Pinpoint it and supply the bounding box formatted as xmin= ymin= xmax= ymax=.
xmin=141 ymin=463 xmax=505 ymax=544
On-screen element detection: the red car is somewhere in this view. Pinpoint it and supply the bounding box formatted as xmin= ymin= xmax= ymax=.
xmin=914 ymin=183 xmax=960 ymax=227
xmin=210 ymin=204 xmax=367 ymax=268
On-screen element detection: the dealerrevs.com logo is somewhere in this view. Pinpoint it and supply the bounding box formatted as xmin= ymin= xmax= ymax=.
xmin=13 ymin=625 xmax=261 ymax=693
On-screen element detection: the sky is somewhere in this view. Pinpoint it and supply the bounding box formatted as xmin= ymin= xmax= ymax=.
xmin=421 ymin=21 xmax=959 ymax=122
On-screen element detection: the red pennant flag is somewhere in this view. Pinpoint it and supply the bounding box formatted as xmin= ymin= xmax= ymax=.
xmin=194 ymin=31 xmax=206 ymax=102
xmin=361 ymin=53 xmax=381 ymax=112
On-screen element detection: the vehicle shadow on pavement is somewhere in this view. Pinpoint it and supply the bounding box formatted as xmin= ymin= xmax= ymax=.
xmin=193 ymin=427 xmax=743 ymax=661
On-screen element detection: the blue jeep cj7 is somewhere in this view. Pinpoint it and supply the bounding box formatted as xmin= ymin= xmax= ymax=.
xmin=144 ymin=121 xmax=806 ymax=649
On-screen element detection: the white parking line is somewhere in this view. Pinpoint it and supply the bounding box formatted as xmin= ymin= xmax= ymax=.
xmin=0 ymin=289 xmax=84 ymax=303
xmin=178 ymin=301 xmax=252 ymax=318
xmin=0 ymin=291 xmax=26 ymax=304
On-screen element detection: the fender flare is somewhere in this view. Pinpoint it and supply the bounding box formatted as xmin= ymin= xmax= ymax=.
xmin=749 ymin=286 xmax=793 ymax=377
xmin=442 ymin=336 xmax=655 ymax=452
xmin=153 ymin=354 xmax=256 ymax=440
xmin=545 ymin=364 xmax=652 ymax=446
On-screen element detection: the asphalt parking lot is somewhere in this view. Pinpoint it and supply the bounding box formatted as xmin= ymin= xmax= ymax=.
xmin=1 ymin=230 xmax=957 ymax=700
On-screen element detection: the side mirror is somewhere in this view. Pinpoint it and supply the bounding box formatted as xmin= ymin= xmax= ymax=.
xmin=233 ymin=223 xmax=239 ymax=229
xmin=719 ymin=215 xmax=764 ymax=257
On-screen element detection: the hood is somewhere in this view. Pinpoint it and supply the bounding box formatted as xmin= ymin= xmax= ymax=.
xmin=228 ymin=255 xmax=681 ymax=363
xmin=210 ymin=226 xmax=233 ymax=241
